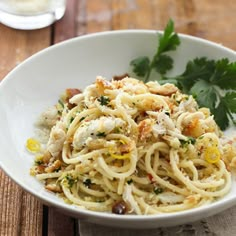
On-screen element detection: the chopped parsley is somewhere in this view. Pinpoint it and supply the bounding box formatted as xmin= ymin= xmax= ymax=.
xmin=58 ymin=99 xmax=64 ymax=108
xmin=180 ymin=136 xmax=196 ymax=147
xmin=164 ymin=111 xmax=170 ymax=116
xmin=96 ymin=199 xmax=105 ymax=203
xmin=96 ymin=131 xmax=106 ymax=137
xmin=69 ymin=117 xmax=74 ymax=124
xmin=113 ymin=127 xmax=121 ymax=133
xmin=34 ymin=160 xmax=43 ymax=165
xmin=65 ymin=174 xmax=77 ymax=188
xmin=127 ymin=179 xmax=133 ymax=185
xmin=98 ymin=96 xmax=110 ymax=106
xmin=129 ymin=19 xmax=236 ymax=130
xmin=54 ymin=166 xmax=61 ymax=172
xmin=154 ymin=187 xmax=163 ymax=195
xmin=83 ymin=178 xmax=92 ymax=187
xmin=79 ymin=116 xmax=85 ymax=122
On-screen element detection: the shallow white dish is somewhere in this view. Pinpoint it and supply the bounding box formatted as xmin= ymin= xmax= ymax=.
xmin=0 ymin=30 xmax=235 ymax=229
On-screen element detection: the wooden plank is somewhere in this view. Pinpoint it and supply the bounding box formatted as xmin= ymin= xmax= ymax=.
xmin=191 ymin=0 xmax=236 ymax=50
xmin=151 ymin=0 xmax=236 ymax=50
xmin=54 ymin=0 xmax=78 ymax=44
xmin=81 ymin=0 xmax=112 ymax=34
xmin=0 ymin=25 xmax=51 ymax=79
xmin=0 ymin=172 xmax=44 ymax=236
xmin=109 ymin=0 xmax=236 ymax=50
xmin=0 ymin=24 xmax=51 ymax=236
xmin=20 ymin=193 xmax=44 ymax=236
xmin=0 ymin=172 xmax=22 ymax=236
xmin=77 ymin=0 xmax=87 ymax=36
xmin=47 ymin=208 xmax=76 ymax=236
xmin=111 ymin=0 xmax=153 ymax=29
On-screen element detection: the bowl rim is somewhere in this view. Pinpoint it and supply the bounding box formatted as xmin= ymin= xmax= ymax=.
xmin=0 ymin=29 xmax=236 ymax=222
xmin=1 ymin=28 xmax=236 ymax=86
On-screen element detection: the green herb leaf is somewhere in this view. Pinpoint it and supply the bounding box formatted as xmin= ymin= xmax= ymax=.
xmin=223 ymin=92 xmax=236 ymax=113
xmin=172 ymin=58 xmax=216 ymax=93
xmin=180 ymin=136 xmax=196 ymax=147
xmin=212 ymin=101 xmax=230 ymax=130
xmin=153 ymin=54 xmax=173 ymax=74
xmin=127 ymin=179 xmax=133 ymax=185
xmin=130 ymin=56 xmax=150 ymax=77
xmin=190 ymin=80 xmax=217 ymax=111
xmin=65 ymin=174 xmax=76 ymax=188
xmin=79 ymin=117 xmax=85 ymax=122
xmin=70 ymin=117 xmax=74 ymax=124
xmin=98 ymin=96 xmax=110 ymax=106
xmin=212 ymin=59 xmax=236 ymax=89
xmin=213 ymin=92 xmax=236 ymax=129
xmin=58 ymin=99 xmax=64 ymax=108
xmin=83 ymin=179 xmax=92 ymax=187
xmin=154 ymin=187 xmax=163 ymax=195
xmin=35 ymin=160 xmax=43 ymax=165
xmin=113 ymin=127 xmax=121 ymax=133
xmin=96 ymin=131 xmax=106 ymax=137
xmin=157 ymin=19 xmax=180 ymax=54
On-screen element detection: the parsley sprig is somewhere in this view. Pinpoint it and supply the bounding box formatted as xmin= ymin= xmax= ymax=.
xmin=130 ymin=19 xmax=236 ymax=130
xmin=130 ymin=19 xmax=180 ymax=82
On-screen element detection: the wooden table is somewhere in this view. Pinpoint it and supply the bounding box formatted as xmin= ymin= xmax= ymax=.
xmin=0 ymin=1 xmax=236 ymax=235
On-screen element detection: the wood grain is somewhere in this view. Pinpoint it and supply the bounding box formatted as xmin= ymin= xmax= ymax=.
xmin=0 ymin=25 xmax=51 ymax=236
xmin=47 ymin=208 xmax=76 ymax=236
xmin=81 ymin=0 xmax=112 ymax=34
xmin=76 ymin=0 xmax=236 ymax=49
xmin=54 ymin=0 xmax=78 ymax=44
xmin=0 ymin=25 xmax=50 ymax=80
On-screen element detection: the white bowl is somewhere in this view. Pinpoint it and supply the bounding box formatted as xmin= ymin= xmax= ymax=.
xmin=0 ymin=30 xmax=235 ymax=229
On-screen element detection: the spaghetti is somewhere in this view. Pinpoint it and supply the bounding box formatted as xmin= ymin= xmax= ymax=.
xmin=28 ymin=76 xmax=236 ymax=215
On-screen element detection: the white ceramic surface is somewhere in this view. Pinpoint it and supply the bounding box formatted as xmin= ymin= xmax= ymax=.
xmin=0 ymin=30 xmax=235 ymax=229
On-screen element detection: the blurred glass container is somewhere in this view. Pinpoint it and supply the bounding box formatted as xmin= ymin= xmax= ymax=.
xmin=0 ymin=0 xmax=66 ymax=30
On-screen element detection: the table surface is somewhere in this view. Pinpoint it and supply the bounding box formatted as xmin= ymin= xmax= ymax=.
xmin=0 ymin=1 xmax=236 ymax=235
